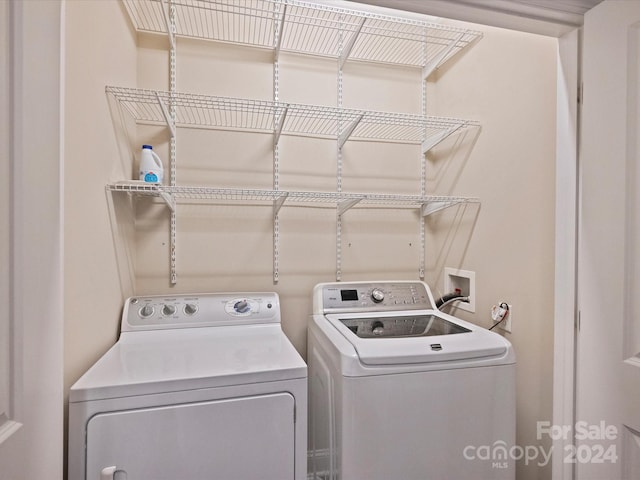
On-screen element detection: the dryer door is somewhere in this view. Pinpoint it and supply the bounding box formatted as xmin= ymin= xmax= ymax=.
xmin=86 ymin=393 xmax=296 ymax=480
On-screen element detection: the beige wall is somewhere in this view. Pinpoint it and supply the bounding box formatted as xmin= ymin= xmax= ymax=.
xmin=428 ymin=22 xmax=557 ymax=480
xmin=63 ymin=0 xmax=137 ymax=429
xmin=64 ymin=3 xmax=556 ymax=479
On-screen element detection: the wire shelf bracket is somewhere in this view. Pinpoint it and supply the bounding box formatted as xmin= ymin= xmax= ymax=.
xmin=272 ymin=192 xmax=288 ymax=283
xmin=273 ymin=104 xmax=289 ymax=147
xmin=160 ymin=0 xmax=175 ymax=50
xmin=338 ymin=113 xmax=364 ymax=149
xmin=274 ymin=2 xmax=287 ymax=62
xmin=273 ymin=192 xmax=289 ymax=215
xmin=337 ymin=197 xmax=363 ymax=216
xmin=422 ymin=198 xmax=467 ymax=216
xmin=339 ymin=17 xmax=366 ymax=69
xmin=422 ymin=31 xmax=466 ymax=80
xmin=160 ymin=191 xmax=176 ymax=211
xmin=422 ymin=123 xmax=464 ymax=154
xmin=155 ymin=91 xmax=176 ymax=138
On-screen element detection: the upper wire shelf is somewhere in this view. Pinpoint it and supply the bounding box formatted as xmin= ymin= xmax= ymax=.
xmin=106 ymin=86 xmax=478 ymax=148
xmin=122 ymin=0 xmax=482 ymax=71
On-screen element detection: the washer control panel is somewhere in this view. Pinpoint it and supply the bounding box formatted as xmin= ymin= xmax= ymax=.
xmin=320 ymin=282 xmax=434 ymax=313
xmin=122 ymin=292 xmax=279 ymax=331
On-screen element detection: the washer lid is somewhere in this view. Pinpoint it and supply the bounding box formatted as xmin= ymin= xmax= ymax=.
xmin=325 ymin=311 xmax=509 ymax=365
xmin=69 ymin=324 xmax=306 ymax=403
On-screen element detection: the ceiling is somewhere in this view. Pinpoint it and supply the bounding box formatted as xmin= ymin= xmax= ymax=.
xmin=352 ymin=0 xmax=604 ymax=37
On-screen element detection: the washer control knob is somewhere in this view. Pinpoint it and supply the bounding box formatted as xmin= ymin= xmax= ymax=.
xmin=184 ymin=303 xmax=198 ymax=315
xmin=139 ymin=305 xmax=154 ymax=318
xmin=371 ymin=288 xmax=385 ymax=303
xmin=372 ymin=321 xmax=385 ymax=336
xmin=234 ymin=300 xmax=250 ymax=314
xmin=162 ymin=304 xmax=177 ymax=316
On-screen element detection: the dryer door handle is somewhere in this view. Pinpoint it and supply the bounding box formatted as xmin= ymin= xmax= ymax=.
xmin=101 ymin=466 xmax=117 ymax=480
xmin=101 ymin=467 xmax=128 ymax=480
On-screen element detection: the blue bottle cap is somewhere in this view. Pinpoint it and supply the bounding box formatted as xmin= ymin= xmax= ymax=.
xmin=142 ymin=144 xmax=153 ymax=149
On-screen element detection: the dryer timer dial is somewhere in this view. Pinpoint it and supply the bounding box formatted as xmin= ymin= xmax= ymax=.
xmin=234 ymin=300 xmax=250 ymax=314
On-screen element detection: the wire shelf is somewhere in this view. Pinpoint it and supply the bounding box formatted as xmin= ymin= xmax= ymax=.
xmin=108 ymin=182 xmax=479 ymax=214
xmin=116 ymin=0 xmax=483 ymax=283
xmin=106 ymin=86 xmax=477 ymax=145
xmin=122 ymin=0 xmax=482 ymax=69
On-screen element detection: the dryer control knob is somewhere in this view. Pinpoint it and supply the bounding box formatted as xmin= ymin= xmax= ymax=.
xmin=139 ymin=305 xmax=154 ymax=318
xmin=184 ymin=303 xmax=198 ymax=315
xmin=371 ymin=289 xmax=385 ymax=303
xmin=162 ymin=304 xmax=177 ymax=316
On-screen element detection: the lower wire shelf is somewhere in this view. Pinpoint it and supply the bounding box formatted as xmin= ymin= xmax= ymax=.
xmin=107 ymin=182 xmax=479 ymax=215
xmin=108 ymin=182 xmax=479 ymax=283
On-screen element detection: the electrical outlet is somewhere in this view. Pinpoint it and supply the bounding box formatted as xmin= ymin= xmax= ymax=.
xmin=492 ymin=304 xmax=512 ymax=333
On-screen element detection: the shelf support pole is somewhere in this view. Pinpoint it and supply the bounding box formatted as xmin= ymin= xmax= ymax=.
xmin=419 ymin=26 xmax=428 ymax=279
xmin=338 ymin=114 xmax=363 ymax=149
xmin=273 ymin=0 xmax=286 ymax=283
xmin=168 ymin=0 xmax=177 ymax=285
xmin=422 ymin=31 xmax=465 ymax=80
xmin=339 ymin=17 xmax=366 ymax=69
xmin=421 ymin=123 xmax=464 ymax=154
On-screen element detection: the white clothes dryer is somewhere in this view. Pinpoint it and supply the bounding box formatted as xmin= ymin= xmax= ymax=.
xmin=68 ymin=292 xmax=307 ymax=480
xmin=308 ymin=281 xmax=515 ymax=480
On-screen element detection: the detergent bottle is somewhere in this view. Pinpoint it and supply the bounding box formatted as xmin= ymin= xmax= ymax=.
xmin=139 ymin=145 xmax=164 ymax=184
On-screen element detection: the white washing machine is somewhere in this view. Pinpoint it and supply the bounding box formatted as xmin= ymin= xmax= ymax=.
xmin=308 ymin=281 xmax=515 ymax=480
xmin=68 ymin=292 xmax=307 ymax=480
